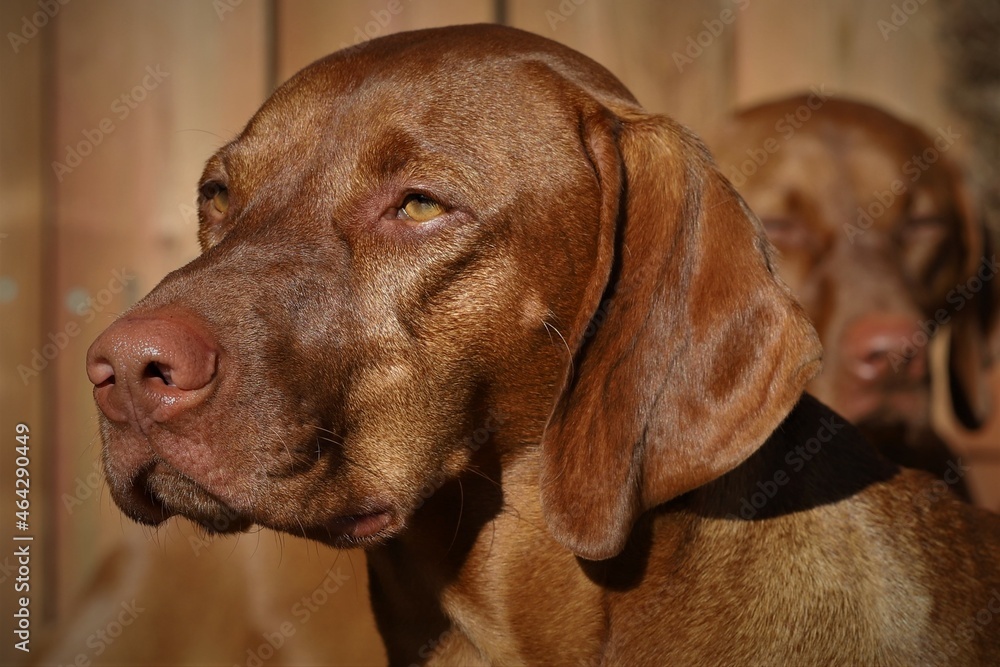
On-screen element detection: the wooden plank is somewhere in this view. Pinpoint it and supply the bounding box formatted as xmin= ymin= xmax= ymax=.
xmin=507 ymin=0 xmax=735 ymax=137
xmin=0 ymin=0 xmax=49 ymax=645
xmin=46 ymin=0 xmax=269 ymax=620
xmin=733 ymin=0 xmax=961 ymax=156
xmin=32 ymin=3 xmax=385 ymax=665
xmin=276 ymin=0 xmax=496 ymax=83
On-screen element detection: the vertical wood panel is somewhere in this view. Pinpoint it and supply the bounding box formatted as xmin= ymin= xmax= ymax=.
xmin=508 ymin=0 xmax=736 ymax=137
xmin=0 ymin=0 xmax=48 ymax=656
xmin=733 ymin=0 xmax=962 ymax=156
xmin=31 ymin=2 xmax=386 ymax=665
xmin=276 ymin=0 xmax=496 ymax=83
xmin=49 ymin=0 xmax=271 ymax=616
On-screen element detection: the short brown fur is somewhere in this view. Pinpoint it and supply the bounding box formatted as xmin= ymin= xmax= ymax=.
xmin=87 ymin=26 xmax=1000 ymax=665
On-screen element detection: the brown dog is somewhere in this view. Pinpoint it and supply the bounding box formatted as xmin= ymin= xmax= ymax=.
xmin=713 ymin=96 xmax=997 ymax=487
xmin=87 ymin=26 xmax=1000 ymax=665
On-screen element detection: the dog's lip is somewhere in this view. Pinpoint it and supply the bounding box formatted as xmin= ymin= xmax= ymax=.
xmin=138 ymin=462 xmax=256 ymax=533
xmin=324 ymin=510 xmax=395 ymax=539
xmin=122 ymin=459 xmax=400 ymax=542
xmin=292 ymin=508 xmax=398 ymax=546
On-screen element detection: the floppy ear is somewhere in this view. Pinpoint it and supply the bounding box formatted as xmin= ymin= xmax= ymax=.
xmin=932 ymin=214 xmax=1000 ymax=451
xmin=943 ymin=169 xmax=995 ymax=424
xmin=540 ymin=110 xmax=822 ymax=561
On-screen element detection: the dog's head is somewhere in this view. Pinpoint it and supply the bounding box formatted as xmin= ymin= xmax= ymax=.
xmin=88 ymin=25 xmax=819 ymax=561
xmin=713 ymin=96 xmax=994 ymax=460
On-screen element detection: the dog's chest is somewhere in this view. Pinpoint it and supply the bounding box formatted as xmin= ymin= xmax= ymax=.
xmin=436 ymin=522 xmax=607 ymax=663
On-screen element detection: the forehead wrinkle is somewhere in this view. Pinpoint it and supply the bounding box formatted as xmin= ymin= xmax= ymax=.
xmin=319 ymin=120 xmax=499 ymax=213
xmin=223 ymin=42 xmax=595 ymax=225
xmin=378 ymin=136 xmax=491 ymax=193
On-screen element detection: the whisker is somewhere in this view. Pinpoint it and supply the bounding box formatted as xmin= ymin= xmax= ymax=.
xmin=543 ymin=319 xmax=573 ymax=377
xmin=315 ymin=433 xmax=383 ymax=479
xmin=448 ymin=477 xmax=465 ymax=553
xmin=265 ymin=424 xmax=296 ymax=466
xmin=463 ymin=465 xmax=502 ymax=491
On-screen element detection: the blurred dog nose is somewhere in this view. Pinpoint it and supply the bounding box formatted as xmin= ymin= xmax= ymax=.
xmin=86 ymin=312 xmax=218 ymax=424
xmin=842 ymin=315 xmax=928 ymax=385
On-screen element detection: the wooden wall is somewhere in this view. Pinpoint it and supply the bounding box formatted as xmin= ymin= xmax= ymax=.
xmin=0 ymin=1 xmax=970 ymax=665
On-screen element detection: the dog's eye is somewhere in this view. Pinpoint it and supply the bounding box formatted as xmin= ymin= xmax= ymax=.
xmin=400 ymin=194 xmax=444 ymax=223
xmin=199 ymin=182 xmax=229 ymax=216
xmin=761 ymin=217 xmax=811 ymax=249
xmin=900 ymin=216 xmax=946 ymax=242
xmin=211 ymin=189 xmax=229 ymax=214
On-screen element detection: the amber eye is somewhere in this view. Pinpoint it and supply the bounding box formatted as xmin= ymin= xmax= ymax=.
xmin=400 ymin=194 xmax=444 ymax=223
xmin=199 ymin=182 xmax=229 ymax=215
xmin=212 ymin=189 xmax=229 ymax=214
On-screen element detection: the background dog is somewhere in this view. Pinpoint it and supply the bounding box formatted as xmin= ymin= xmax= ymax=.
xmin=713 ymin=96 xmax=999 ymax=499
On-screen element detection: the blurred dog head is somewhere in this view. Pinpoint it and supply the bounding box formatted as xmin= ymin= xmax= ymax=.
xmin=713 ymin=94 xmax=996 ymax=474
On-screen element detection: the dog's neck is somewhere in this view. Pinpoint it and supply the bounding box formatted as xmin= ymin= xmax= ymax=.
xmin=366 ymin=397 xmax=896 ymax=665
xmin=366 ymin=439 xmax=612 ymax=664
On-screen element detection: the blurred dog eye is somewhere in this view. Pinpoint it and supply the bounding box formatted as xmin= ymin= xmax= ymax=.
xmin=400 ymin=194 xmax=444 ymax=223
xmin=761 ymin=217 xmax=811 ymax=249
xmin=199 ymin=182 xmax=229 ymax=215
xmin=900 ymin=216 xmax=946 ymax=243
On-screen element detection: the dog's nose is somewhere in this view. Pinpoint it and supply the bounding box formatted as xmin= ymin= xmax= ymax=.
xmin=842 ymin=315 xmax=928 ymax=385
xmin=86 ymin=312 xmax=219 ymax=424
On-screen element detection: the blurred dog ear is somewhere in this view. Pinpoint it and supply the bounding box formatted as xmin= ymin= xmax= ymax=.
xmin=539 ymin=109 xmax=822 ymax=561
xmin=932 ymin=210 xmax=1000 ymax=454
xmin=947 ymin=229 xmax=997 ymax=425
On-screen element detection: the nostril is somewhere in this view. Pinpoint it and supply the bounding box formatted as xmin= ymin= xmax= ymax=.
xmin=855 ymin=350 xmax=891 ymax=381
xmin=87 ymin=356 xmax=127 ymax=422
xmin=843 ymin=316 xmax=928 ymax=385
xmin=87 ymin=310 xmax=220 ymax=423
xmin=862 ymin=349 xmax=887 ymax=365
xmin=143 ymin=361 xmax=174 ymax=387
xmin=88 ymin=359 xmax=117 ymax=388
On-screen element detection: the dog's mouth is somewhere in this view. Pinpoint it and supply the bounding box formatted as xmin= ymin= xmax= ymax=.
xmin=112 ymin=461 xmax=400 ymax=546
xmin=131 ymin=463 xmax=254 ymax=534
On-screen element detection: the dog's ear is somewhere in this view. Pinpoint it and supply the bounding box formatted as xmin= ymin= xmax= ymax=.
xmin=540 ymin=110 xmax=822 ymax=561
xmin=932 ymin=208 xmax=1000 ymax=449
xmin=946 ymin=227 xmax=997 ymax=426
